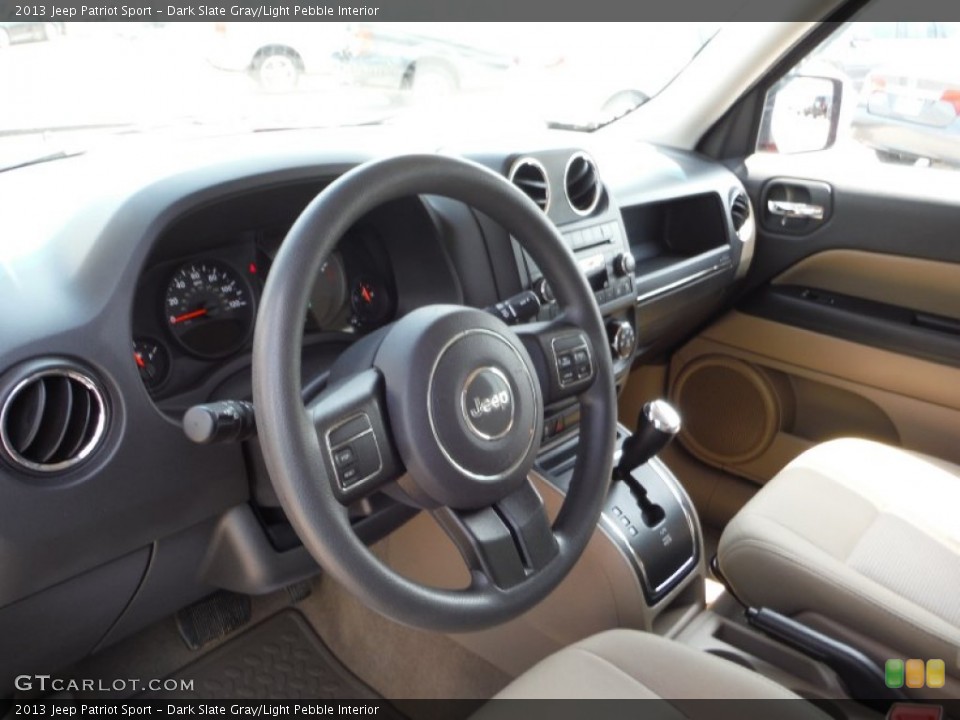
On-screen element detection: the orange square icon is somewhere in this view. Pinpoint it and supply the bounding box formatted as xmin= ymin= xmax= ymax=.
xmin=905 ymin=658 xmax=925 ymax=688
xmin=926 ymin=659 xmax=945 ymax=689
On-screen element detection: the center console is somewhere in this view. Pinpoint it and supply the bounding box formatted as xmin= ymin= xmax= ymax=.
xmin=536 ymin=401 xmax=705 ymax=635
xmin=602 ymin=456 xmax=699 ymax=606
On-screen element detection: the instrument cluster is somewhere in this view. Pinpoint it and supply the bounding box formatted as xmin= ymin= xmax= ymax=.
xmin=132 ymin=227 xmax=396 ymax=400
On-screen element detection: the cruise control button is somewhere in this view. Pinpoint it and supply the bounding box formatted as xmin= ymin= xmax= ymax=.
xmin=338 ymin=464 xmax=360 ymax=487
xmin=333 ymin=446 xmax=355 ymax=468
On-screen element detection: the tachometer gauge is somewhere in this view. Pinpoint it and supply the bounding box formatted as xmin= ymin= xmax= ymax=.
xmin=133 ymin=337 xmax=170 ymax=391
xmin=350 ymin=276 xmax=391 ymax=328
xmin=164 ymin=260 xmax=254 ymax=359
xmin=308 ymin=251 xmax=349 ymax=329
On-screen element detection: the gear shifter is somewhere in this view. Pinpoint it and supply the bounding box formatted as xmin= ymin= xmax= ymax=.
xmin=616 ymin=400 xmax=682 ymax=477
xmin=614 ymin=400 xmax=681 ymax=527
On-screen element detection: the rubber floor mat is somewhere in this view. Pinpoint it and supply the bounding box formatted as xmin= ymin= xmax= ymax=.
xmin=143 ymin=609 xmax=380 ymax=700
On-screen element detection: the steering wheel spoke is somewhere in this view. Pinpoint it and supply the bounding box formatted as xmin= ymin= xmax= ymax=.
xmin=308 ymin=368 xmax=404 ymax=505
xmin=434 ymin=479 xmax=558 ymax=590
xmin=515 ymin=315 xmax=598 ymax=406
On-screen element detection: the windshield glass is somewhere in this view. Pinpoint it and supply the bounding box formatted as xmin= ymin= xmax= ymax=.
xmin=0 ymin=21 xmax=720 ymax=153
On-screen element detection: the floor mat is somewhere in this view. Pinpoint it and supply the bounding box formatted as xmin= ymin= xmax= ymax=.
xmin=142 ymin=609 xmax=379 ymax=700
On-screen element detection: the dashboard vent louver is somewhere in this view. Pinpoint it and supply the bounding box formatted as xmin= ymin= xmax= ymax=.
xmin=508 ymin=158 xmax=550 ymax=212
xmin=564 ymin=152 xmax=602 ymax=216
xmin=0 ymin=366 xmax=107 ymax=473
xmin=730 ymin=191 xmax=751 ymax=231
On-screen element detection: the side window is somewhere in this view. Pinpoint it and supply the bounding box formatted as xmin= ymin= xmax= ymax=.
xmin=756 ymin=17 xmax=960 ymax=171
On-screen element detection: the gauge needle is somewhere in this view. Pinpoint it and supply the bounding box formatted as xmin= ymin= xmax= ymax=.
xmin=361 ymin=286 xmax=373 ymax=304
xmin=134 ymin=353 xmax=145 ymax=369
xmin=170 ymin=308 xmax=208 ymax=325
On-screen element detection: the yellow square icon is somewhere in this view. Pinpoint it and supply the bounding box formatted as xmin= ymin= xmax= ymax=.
xmin=905 ymin=658 xmax=925 ymax=688
xmin=926 ymin=659 xmax=945 ymax=689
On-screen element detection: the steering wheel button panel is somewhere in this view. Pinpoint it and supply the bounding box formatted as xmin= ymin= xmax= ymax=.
xmin=324 ymin=412 xmax=383 ymax=492
xmin=551 ymin=334 xmax=593 ymax=390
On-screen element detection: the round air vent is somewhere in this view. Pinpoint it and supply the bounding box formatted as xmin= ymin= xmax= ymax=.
xmin=0 ymin=363 xmax=107 ymax=473
xmin=508 ymin=157 xmax=550 ymax=212
xmin=730 ymin=191 xmax=751 ymax=232
xmin=564 ymin=152 xmax=602 ymax=216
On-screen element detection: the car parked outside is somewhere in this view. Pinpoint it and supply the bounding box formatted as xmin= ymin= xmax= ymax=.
xmin=817 ymin=21 xmax=958 ymax=92
xmin=0 ymin=21 xmax=64 ymax=48
xmin=206 ymin=22 xmax=348 ymax=92
xmin=851 ymin=44 xmax=960 ymax=166
xmin=338 ymin=22 xmax=518 ymax=96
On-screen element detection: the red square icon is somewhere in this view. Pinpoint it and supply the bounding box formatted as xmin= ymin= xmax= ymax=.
xmin=886 ymin=703 xmax=944 ymax=720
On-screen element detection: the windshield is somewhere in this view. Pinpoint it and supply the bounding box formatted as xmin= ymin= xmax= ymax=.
xmin=0 ymin=21 xmax=720 ymax=157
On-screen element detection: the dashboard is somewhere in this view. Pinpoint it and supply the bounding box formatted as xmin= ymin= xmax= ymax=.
xmin=0 ymin=126 xmax=753 ymax=688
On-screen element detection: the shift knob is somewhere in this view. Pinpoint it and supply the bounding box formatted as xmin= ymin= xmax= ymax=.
xmin=616 ymin=399 xmax=681 ymax=477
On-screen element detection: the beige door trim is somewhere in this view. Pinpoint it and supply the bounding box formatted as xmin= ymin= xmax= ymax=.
xmin=773 ymin=249 xmax=960 ymax=318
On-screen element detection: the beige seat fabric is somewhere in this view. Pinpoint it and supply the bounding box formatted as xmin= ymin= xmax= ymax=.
xmin=719 ymin=438 xmax=960 ymax=685
xmin=484 ymin=630 xmax=828 ymax=719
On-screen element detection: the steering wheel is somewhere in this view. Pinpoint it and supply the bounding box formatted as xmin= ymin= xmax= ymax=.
xmin=252 ymin=154 xmax=617 ymax=632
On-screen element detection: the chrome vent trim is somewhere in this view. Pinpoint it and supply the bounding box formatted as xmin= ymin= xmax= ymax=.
xmin=729 ymin=188 xmax=755 ymax=281
xmin=564 ymin=152 xmax=602 ymax=216
xmin=730 ymin=191 xmax=751 ymax=231
xmin=0 ymin=366 xmax=107 ymax=473
xmin=508 ymin=157 xmax=550 ymax=212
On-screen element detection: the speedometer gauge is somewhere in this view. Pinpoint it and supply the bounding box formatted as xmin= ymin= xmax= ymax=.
xmin=164 ymin=260 xmax=254 ymax=359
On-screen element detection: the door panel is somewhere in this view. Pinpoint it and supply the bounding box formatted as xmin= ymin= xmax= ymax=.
xmin=772 ymin=249 xmax=960 ymax=317
xmin=670 ymin=311 xmax=960 ymax=484
xmin=668 ymin=161 xmax=960 ymax=487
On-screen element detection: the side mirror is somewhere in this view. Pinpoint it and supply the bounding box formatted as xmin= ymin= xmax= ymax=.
xmin=757 ymin=76 xmax=844 ymax=155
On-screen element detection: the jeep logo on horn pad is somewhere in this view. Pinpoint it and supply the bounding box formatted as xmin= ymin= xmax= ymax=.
xmin=460 ymin=367 xmax=515 ymax=440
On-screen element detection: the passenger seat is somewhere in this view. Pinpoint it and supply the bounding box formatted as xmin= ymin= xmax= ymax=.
xmin=717 ymin=438 xmax=960 ymax=694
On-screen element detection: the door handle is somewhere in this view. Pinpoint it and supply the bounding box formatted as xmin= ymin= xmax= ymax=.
xmin=767 ymin=200 xmax=825 ymax=220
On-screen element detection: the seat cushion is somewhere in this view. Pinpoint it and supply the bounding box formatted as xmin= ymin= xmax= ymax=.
xmin=718 ymin=438 xmax=960 ymax=682
xmin=485 ymin=630 xmax=828 ymax=718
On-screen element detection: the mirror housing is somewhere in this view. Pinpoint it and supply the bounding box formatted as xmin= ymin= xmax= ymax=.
xmin=757 ymin=75 xmax=844 ymax=155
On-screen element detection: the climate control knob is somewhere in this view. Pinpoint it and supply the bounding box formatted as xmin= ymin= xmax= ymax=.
xmin=608 ymin=320 xmax=636 ymax=361
xmin=614 ymin=252 xmax=636 ymax=277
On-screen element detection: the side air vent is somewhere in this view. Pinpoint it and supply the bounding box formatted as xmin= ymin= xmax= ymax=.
xmin=0 ymin=364 xmax=107 ymax=474
xmin=508 ymin=158 xmax=550 ymax=212
xmin=730 ymin=191 xmax=751 ymax=231
xmin=729 ymin=188 xmax=756 ymax=281
xmin=564 ymin=152 xmax=602 ymax=216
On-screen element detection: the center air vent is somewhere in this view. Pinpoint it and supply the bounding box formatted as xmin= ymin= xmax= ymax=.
xmin=0 ymin=364 xmax=107 ymax=474
xmin=564 ymin=152 xmax=602 ymax=216
xmin=508 ymin=158 xmax=550 ymax=212
xmin=730 ymin=191 xmax=751 ymax=232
